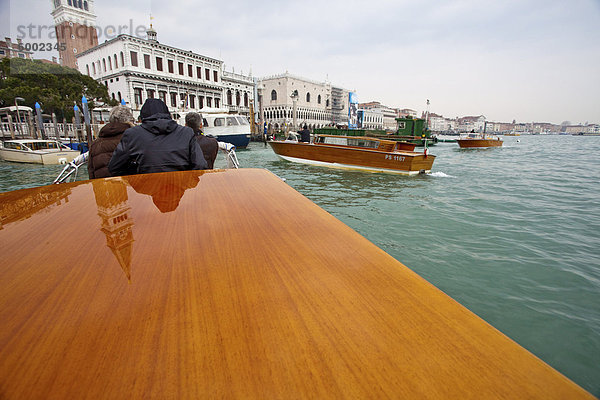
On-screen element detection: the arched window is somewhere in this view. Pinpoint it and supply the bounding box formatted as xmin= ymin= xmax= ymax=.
xmin=244 ymin=92 xmax=248 ymax=107
xmin=120 ymin=52 xmax=124 ymax=67
xmin=306 ymin=92 xmax=310 ymax=102
xmin=108 ymin=57 xmax=112 ymax=70
xmin=102 ymin=58 xmax=106 ymax=72
xmin=317 ymin=95 xmax=321 ymax=104
xmin=92 ymin=62 xmax=96 ymax=74
xmin=326 ymin=99 xmax=330 ymax=107
xmin=271 ymin=89 xmax=277 ymax=101
xmin=226 ymin=90 xmax=232 ymax=105
xmin=86 ymin=64 xmax=90 ymax=75
xmin=118 ymin=92 xmax=122 ymax=102
xmin=84 ymin=1 xmax=88 ymax=10
xmin=113 ymin=54 xmax=118 ymax=69
xmin=236 ymin=91 xmax=241 ymax=106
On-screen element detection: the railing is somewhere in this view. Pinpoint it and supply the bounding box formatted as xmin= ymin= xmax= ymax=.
xmin=0 ymin=122 xmax=103 ymax=141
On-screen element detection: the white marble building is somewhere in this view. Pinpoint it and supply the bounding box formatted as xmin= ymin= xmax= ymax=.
xmin=76 ymin=28 xmax=250 ymax=116
xmin=257 ymin=73 xmax=350 ymax=130
xmin=358 ymin=108 xmax=384 ymax=130
xmin=221 ymin=69 xmax=255 ymax=116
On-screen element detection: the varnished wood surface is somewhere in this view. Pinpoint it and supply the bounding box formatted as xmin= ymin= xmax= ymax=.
xmin=269 ymin=141 xmax=435 ymax=173
xmin=0 ymin=169 xmax=593 ymax=399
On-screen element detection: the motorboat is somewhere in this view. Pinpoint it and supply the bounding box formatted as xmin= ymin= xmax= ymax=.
xmin=0 ymin=139 xmax=80 ymax=164
xmin=0 ymin=169 xmax=593 ymax=398
xmin=174 ymin=109 xmax=251 ymax=148
xmin=457 ymin=133 xmax=503 ymax=148
xmin=269 ymin=134 xmax=434 ymax=175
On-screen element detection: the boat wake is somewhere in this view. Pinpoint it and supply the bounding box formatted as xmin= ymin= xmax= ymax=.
xmin=428 ymin=171 xmax=454 ymax=178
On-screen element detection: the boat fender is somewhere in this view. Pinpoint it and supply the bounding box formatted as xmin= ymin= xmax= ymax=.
xmin=58 ymin=157 xmax=67 ymax=164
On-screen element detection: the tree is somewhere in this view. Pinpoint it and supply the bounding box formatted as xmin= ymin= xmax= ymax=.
xmin=0 ymin=58 xmax=116 ymax=121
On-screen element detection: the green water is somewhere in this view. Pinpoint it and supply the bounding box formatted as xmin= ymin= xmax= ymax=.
xmin=1 ymin=135 xmax=599 ymax=395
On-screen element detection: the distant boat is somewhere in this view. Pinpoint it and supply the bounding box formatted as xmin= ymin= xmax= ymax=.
xmin=269 ymin=134 xmax=434 ymax=175
xmin=0 ymin=139 xmax=80 ymax=164
xmin=174 ymin=109 xmax=251 ymax=148
xmin=457 ymin=133 xmax=503 ymax=148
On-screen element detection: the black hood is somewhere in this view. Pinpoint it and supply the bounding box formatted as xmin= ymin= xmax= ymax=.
xmin=141 ymin=113 xmax=179 ymax=135
xmin=139 ymin=99 xmax=178 ymax=135
xmin=140 ymin=99 xmax=170 ymax=119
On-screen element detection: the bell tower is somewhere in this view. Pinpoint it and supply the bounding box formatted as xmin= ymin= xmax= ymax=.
xmin=50 ymin=0 xmax=98 ymax=69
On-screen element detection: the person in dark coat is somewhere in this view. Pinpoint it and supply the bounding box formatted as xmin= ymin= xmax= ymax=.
xmin=185 ymin=112 xmax=219 ymax=169
xmin=108 ymin=99 xmax=207 ymax=176
xmin=87 ymin=106 xmax=134 ymax=179
xmin=299 ymin=124 xmax=311 ymax=143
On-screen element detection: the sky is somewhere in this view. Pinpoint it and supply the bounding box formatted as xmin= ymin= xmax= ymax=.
xmin=2 ymin=0 xmax=599 ymax=124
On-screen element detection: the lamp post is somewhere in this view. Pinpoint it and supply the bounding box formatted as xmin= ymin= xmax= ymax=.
xmin=290 ymin=90 xmax=299 ymax=132
xmin=257 ymin=83 xmax=265 ymax=137
xmin=15 ymin=97 xmax=24 ymax=136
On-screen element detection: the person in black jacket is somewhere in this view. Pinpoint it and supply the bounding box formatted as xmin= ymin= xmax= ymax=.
xmin=108 ymin=99 xmax=207 ymax=176
xmin=299 ymin=124 xmax=311 ymax=142
xmin=88 ymin=105 xmax=134 ymax=179
xmin=185 ymin=112 xmax=219 ymax=169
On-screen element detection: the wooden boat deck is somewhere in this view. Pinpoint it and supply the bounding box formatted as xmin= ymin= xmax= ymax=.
xmin=0 ymin=169 xmax=593 ymax=398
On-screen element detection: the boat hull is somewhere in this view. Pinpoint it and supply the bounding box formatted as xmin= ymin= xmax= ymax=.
xmin=457 ymin=139 xmax=503 ymax=148
xmin=0 ymin=148 xmax=79 ymax=164
xmin=269 ymin=141 xmax=435 ymax=175
xmin=215 ymin=133 xmax=251 ymax=148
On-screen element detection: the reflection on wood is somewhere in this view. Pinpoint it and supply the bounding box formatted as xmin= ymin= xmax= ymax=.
xmin=0 ymin=169 xmax=594 ymax=399
xmin=0 ymin=183 xmax=76 ymax=229
xmin=93 ymin=178 xmax=134 ymax=282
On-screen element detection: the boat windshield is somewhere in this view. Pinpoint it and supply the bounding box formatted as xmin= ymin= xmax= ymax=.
xmin=318 ymin=136 xmax=379 ymax=149
xmin=213 ymin=117 xmax=225 ymax=127
xmin=3 ymin=142 xmax=29 ymax=151
xmin=226 ymin=117 xmax=239 ymax=126
xmin=236 ymin=116 xmax=249 ymax=125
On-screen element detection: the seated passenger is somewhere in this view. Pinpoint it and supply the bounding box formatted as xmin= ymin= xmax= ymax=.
xmin=108 ymin=99 xmax=207 ymax=176
xmin=88 ymin=105 xmax=134 ymax=179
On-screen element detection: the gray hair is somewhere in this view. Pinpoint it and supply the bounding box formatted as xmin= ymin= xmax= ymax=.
xmin=185 ymin=112 xmax=203 ymax=131
xmin=109 ymin=105 xmax=134 ymax=124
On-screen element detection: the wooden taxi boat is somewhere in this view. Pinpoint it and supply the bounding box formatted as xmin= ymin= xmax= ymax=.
xmin=0 ymin=169 xmax=594 ymax=399
xmin=269 ymin=135 xmax=434 ymax=175
xmin=457 ymin=133 xmax=503 ymax=148
xmin=0 ymin=139 xmax=80 ymax=164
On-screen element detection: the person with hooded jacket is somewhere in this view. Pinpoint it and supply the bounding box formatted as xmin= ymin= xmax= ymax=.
xmin=108 ymin=99 xmax=207 ymax=176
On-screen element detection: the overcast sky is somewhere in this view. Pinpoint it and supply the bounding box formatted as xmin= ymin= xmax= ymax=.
xmin=3 ymin=0 xmax=599 ymax=124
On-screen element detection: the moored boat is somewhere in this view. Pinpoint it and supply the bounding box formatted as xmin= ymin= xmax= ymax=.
xmin=0 ymin=139 xmax=80 ymax=164
xmin=269 ymin=134 xmax=434 ymax=175
xmin=175 ymin=109 xmax=251 ymax=148
xmin=457 ymin=133 xmax=503 ymax=148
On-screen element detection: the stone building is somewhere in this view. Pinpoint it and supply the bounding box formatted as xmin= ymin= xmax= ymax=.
xmin=257 ymin=72 xmax=350 ymax=131
xmin=51 ymin=0 xmax=99 ymax=69
xmin=221 ymin=69 xmax=255 ymax=116
xmin=76 ymin=28 xmax=225 ymax=115
xmin=358 ymin=101 xmax=398 ymax=131
xmin=0 ymin=37 xmax=33 ymax=60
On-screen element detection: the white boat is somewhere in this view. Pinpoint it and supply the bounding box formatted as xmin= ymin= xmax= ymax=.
xmin=0 ymin=139 xmax=80 ymax=165
xmin=174 ymin=109 xmax=251 ymax=148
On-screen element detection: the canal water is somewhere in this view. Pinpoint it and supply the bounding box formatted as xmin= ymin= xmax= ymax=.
xmin=1 ymin=134 xmax=599 ymax=396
